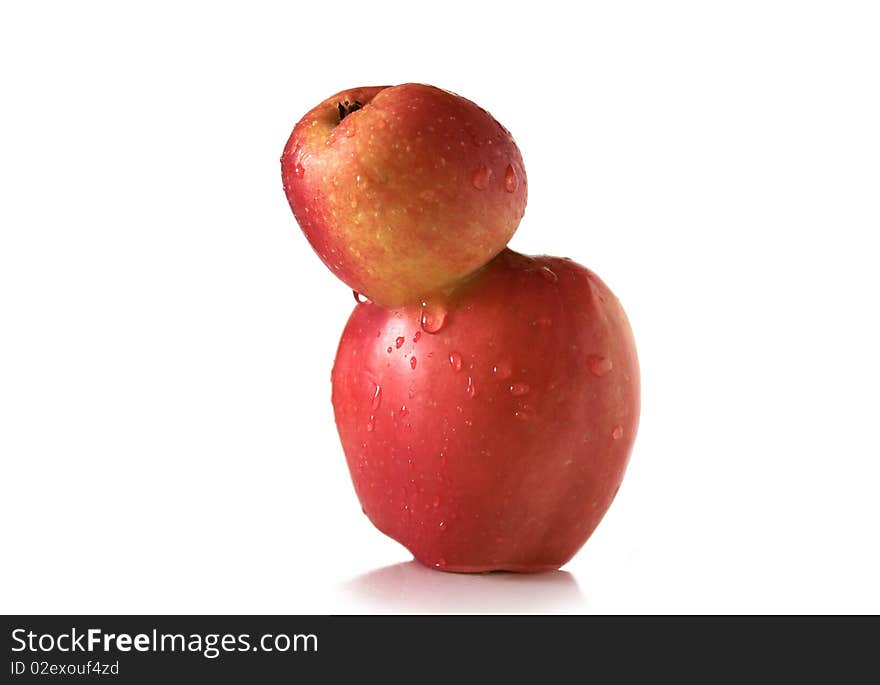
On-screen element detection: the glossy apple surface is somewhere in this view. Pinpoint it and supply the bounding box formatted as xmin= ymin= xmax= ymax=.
xmin=281 ymin=84 xmax=527 ymax=307
xmin=331 ymin=250 xmax=640 ymax=572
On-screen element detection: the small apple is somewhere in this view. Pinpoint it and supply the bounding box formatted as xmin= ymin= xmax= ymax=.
xmin=331 ymin=250 xmax=639 ymax=572
xmin=281 ymin=84 xmax=527 ymax=307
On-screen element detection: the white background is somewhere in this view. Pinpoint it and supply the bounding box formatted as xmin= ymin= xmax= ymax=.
xmin=1 ymin=1 xmax=878 ymax=614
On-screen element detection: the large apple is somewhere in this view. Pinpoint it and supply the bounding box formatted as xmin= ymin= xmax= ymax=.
xmin=331 ymin=249 xmax=639 ymax=572
xmin=281 ymin=84 xmax=527 ymax=307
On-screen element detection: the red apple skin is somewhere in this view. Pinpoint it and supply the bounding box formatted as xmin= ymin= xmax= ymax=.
xmin=281 ymin=84 xmax=528 ymax=307
xmin=331 ymin=250 xmax=639 ymax=572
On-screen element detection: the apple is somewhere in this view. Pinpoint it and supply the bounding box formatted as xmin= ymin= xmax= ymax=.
xmin=281 ymin=83 xmax=528 ymax=307
xmin=331 ymin=249 xmax=640 ymax=572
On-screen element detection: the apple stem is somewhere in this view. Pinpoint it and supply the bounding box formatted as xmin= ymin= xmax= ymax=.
xmin=337 ymin=100 xmax=363 ymax=121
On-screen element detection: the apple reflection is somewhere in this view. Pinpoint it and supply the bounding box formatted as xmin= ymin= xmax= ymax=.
xmin=344 ymin=561 xmax=586 ymax=613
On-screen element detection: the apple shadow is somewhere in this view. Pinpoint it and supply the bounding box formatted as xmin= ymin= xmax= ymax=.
xmin=343 ymin=560 xmax=587 ymax=613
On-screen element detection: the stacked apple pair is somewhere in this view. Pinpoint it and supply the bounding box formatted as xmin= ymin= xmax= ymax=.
xmin=281 ymin=84 xmax=639 ymax=572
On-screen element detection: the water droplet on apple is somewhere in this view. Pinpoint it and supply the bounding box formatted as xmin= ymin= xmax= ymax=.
xmin=344 ymin=126 xmax=356 ymax=138
xmin=509 ymin=382 xmax=530 ymax=396
xmin=399 ymin=404 xmax=409 ymax=418
xmin=413 ymin=331 xmax=421 ymax=343
xmin=367 ymin=415 xmax=376 ymax=432
xmin=466 ymin=376 xmax=476 ymax=398
xmin=293 ymin=162 xmax=305 ymax=179
xmin=395 ymin=336 xmax=405 ymax=349
xmin=371 ymin=385 xmax=382 ymax=410
xmin=353 ymin=290 xmax=369 ymax=304
xmin=504 ymin=163 xmax=518 ymax=192
xmin=539 ymin=266 xmax=558 ymax=283
xmin=432 ymin=496 xmax=441 ymax=508
xmin=514 ymin=404 xmax=535 ymax=421
xmin=449 ymin=351 xmax=463 ymax=372
xmin=471 ymin=164 xmax=491 ymax=190
xmin=438 ymin=520 xmax=447 ymax=531
xmin=587 ymin=354 xmax=613 ymax=377
xmin=435 ymin=558 xmax=447 ymax=568
xmin=386 ymin=346 xmax=393 ymax=354
xmin=420 ymin=302 xmax=447 ymax=333
xmin=612 ymin=425 xmax=624 ymax=440
xmin=492 ymin=361 xmax=512 ymax=379
xmin=410 ymin=356 xmax=418 ymax=370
